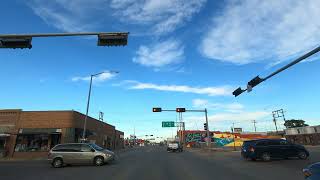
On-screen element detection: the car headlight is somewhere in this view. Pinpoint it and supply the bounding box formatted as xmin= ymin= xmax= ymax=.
xmin=303 ymin=168 xmax=312 ymax=177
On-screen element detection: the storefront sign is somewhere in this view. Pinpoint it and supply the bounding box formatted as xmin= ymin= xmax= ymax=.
xmin=234 ymin=128 xmax=243 ymax=133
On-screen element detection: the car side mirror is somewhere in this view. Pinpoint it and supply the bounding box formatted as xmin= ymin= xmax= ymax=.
xmin=91 ymin=149 xmax=95 ymax=152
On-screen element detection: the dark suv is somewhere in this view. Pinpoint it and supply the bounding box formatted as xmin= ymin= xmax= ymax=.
xmin=241 ymin=139 xmax=309 ymax=161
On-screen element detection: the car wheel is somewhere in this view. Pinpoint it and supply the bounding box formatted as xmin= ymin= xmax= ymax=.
xmin=261 ymin=152 xmax=271 ymax=162
xmin=298 ymin=151 xmax=308 ymax=160
xmin=52 ymin=158 xmax=63 ymax=168
xmin=94 ymin=156 xmax=104 ymax=166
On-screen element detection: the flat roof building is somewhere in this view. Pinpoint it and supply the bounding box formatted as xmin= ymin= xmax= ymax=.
xmin=0 ymin=109 xmax=124 ymax=158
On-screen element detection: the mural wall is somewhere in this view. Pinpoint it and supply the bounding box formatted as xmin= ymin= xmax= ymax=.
xmin=182 ymin=130 xmax=282 ymax=147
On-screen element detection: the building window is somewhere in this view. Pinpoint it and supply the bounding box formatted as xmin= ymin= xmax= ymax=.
xmin=14 ymin=134 xmax=49 ymax=152
xmin=314 ymin=128 xmax=318 ymax=133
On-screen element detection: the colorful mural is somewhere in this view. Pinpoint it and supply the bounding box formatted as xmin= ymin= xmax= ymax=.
xmin=182 ymin=130 xmax=282 ymax=147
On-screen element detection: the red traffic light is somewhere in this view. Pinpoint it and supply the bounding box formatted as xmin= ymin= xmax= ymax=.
xmin=152 ymin=108 xmax=162 ymax=112
xmin=176 ymin=108 xmax=186 ymax=112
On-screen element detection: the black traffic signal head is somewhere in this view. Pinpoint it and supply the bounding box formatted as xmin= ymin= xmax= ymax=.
xmin=247 ymin=76 xmax=263 ymax=88
xmin=0 ymin=37 xmax=32 ymax=49
xmin=232 ymin=87 xmax=245 ymax=97
xmin=204 ymin=123 xmax=208 ymax=130
xmin=98 ymin=33 xmax=128 ymax=46
xmin=176 ymin=108 xmax=186 ymax=112
xmin=152 ymin=107 xmax=162 ymax=112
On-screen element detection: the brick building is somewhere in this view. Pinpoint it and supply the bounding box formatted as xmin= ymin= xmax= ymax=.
xmin=0 ymin=109 xmax=124 ymax=158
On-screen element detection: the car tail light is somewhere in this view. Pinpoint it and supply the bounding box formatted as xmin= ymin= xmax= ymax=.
xmin=249 ymin=147 xmax=255 ymax=152
xmin=303 ymin=168 xmax=312 ymax=177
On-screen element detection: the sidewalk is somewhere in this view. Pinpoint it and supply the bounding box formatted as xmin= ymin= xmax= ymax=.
xmin=186 ymin=146 xmax=241 ymax=153
xmin=0 ymin=147 xmax=132 ymax=162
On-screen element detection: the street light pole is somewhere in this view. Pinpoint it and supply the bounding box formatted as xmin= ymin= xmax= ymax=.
xmin=82 ymin=75 xmax=93 ymax=141
xmin=82 ymin=71 xmax=118 ymax=141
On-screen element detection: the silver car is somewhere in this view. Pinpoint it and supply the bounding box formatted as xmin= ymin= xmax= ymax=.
xmin=48 ymin=143 xmax=115 ymax=168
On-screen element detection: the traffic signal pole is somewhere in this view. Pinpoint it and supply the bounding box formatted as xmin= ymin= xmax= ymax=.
xmin=153 ymin=107 xmax=211 ymax=147
xmin=205 ymin=109 xmax=210 ymax=147
xmin=233 ymin=45 xmax=320 ymax=97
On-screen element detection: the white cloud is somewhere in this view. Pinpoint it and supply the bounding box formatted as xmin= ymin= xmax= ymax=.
xmin=192 ymin=99 xmax=209 ymax=107
xmin=28 ymin=0 xmax=206 ymax=35
xmin=71 ymin=72 xmax=116 ymax=82
xmin=186 ymin=111 xmax=270 ymax=123
xmin=28 ymin=0 xmax=105 ymax=32
xmin=120 ymin=81 xmax=232 ymax=96
xmin=133 ymin=39 xmax=184 ymax=67
xmin=200 ymin=0 xmax=320 ymax=65
xmin=111 ymin=0 xmax=206 ymax=34
xmin=192 ymin=99 xmax=244 ymax=112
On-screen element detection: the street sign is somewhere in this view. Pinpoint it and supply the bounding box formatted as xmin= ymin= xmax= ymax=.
xmin=162 ymin=121 xmax=175 ymax=127
xmin=234 ymin=128 xmax=242 ymax=133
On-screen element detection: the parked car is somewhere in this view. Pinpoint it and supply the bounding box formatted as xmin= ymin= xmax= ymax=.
xmin=48 ymin=143 xmax=115 ymax=168
xmin=303 ymin=162 xmax=320 ymax=180
xmin=241 ymin=139 xmax=309 ymax=161
xmin=167 ymin=141 xmax=183 ymax=152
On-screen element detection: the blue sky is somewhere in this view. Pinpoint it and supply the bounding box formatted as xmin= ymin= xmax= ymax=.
xmin=1 ymin=0 xmax=320 ymax=139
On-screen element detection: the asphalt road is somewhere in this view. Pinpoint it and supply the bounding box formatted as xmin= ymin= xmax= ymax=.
xmin=0 ymin=146 xmax=319 ymax=180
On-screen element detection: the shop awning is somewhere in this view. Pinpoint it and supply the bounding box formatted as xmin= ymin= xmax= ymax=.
xmin=0 ymin=133 xmax=10 ymax=137
xmin=19 ymin=128 xmax=62 ymax=134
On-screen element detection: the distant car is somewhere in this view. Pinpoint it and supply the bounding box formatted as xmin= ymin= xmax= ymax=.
xmin=48 ymin=143 xmax=115 ymax=168
xmin=303 ymin=162 xmax=320 ymax=180
xmin=167 ymin=141 xmax=183 ymax=152
xmin=241 ymin=139 xmax=309 ymax=161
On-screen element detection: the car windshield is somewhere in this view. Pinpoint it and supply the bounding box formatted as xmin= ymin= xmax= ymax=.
xmin=89 ymin=143 xmax=104 ymax=151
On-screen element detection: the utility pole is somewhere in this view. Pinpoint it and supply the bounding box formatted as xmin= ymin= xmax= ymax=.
xmin=99 ymin=111 xmax=104 ymax=122
xmin=272 ymin=113 xmax=278 ymax=132
xmin=252 ymin=120 xmax=257 ymax=132
xmin=232 ymin=123 xmax=236 ymax=151
xmin=272 ymin=109 xmax=286 ymax=130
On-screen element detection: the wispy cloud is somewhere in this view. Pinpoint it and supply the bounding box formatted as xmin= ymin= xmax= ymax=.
xmin=28 ymin=0 xmax=206 ymax=35
xmin=117 ymin=80 xmax=232 ymax=96
xmin=71 ymin=72 xmax=117 ymax=82
xmin=133 ymin=39 xmax=184 ymax=68
xmin=111 ymin=0 xmax=206 ymax=35
xmin=200 ymin=0 xmax=320 ymax=65
xmin=192 ymin=99 xmax=244 ymax=112
xmin=28 ymin=0 xmax=104 ymax=32
xmin=186 ymin=111 xmax=270 ymax=123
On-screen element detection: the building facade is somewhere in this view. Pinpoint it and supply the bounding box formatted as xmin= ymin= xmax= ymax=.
xmin=285 ymin=126 xmax=320 ymax=145
xmin=0 ymin=109 xmax=124 ymax=158
xmin=180 ymin=130 xmax=283 ymax=147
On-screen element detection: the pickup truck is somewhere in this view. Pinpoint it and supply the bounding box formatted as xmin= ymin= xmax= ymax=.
xmin=167 ymin=141 xmax=183 ymax=152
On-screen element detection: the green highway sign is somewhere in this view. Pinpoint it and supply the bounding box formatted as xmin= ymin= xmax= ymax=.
xmin=162 ymin=121 xmax=175 ymax=127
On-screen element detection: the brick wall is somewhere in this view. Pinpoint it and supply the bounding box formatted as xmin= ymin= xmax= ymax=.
xmin=19 ymin=111 xmax=74 ymax=128
xmin=73 ymin=111 xmax=116 ymax=148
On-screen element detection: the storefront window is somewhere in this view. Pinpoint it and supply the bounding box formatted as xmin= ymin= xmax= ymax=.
xmin=15 ymin=134 xmax=49 ymax=152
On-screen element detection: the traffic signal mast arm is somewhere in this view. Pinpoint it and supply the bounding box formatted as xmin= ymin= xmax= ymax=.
xmin=233 ymin=45 xmax=320 ymax=97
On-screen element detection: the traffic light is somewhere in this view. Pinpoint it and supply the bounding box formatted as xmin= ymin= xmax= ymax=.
xmin=204 ymin=123 xmax=208 ymax=130
xmin=152 ymin=107 xmax=162 ymax=112
xmin=0 ymin=37 xmax=32 ymax=49
xmin=176 ymin=108 xmax=186 ymax=112
xmin=98 ymin=33 xmax=128 ymax=46
xmin=232 ymin=87 xmax=245 ymax=97
xmin=247 ymin=76 xmax=263 ymax=91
